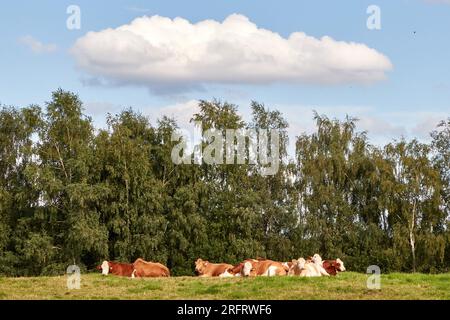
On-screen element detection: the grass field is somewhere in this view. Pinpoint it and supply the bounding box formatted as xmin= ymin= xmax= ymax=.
xmin=0 ymin=272 xmax=449 ymax=300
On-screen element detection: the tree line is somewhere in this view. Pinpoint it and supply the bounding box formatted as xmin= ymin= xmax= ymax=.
xmin=0 ymin=89 xmax=449 ymax=276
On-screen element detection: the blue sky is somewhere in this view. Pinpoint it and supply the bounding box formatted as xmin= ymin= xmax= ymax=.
xmin=1 ymin=0 xmax=449 ymax=148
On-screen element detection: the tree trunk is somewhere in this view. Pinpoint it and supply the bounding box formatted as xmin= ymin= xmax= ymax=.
xmin=409 ymin=230 xmax=416 ymax=273
xmin=409 ymin=201 xmax=416 ymax=273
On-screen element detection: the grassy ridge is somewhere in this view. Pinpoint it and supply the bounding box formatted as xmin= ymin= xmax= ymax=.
xmin=0 ymin=272 xmax=449 ymax=300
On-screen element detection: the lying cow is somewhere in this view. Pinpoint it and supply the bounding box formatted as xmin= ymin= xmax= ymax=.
xmin=133 ymin=258 xmax=170 ymax=278
xmin=288 ymin=254 xmax=330 ymax=277
xmin=195 ymin=258 xmax=235 ymax=277
xmin=230 ymin=259 xmax=258 ymax=277
xmin=97 ymin=261 xmax=135 ymax=277
xmin=323 ymin=258 xmax=346 ymax=276
xmin=311 ymin=254 xmax=331 ymax=276
xmin=282 ymin=261 xmax=294 ymax=271
xmin=232 ymin=259 xmax=287 ymax=277
xmin=288 ymin=258 xmax=310 ymax=276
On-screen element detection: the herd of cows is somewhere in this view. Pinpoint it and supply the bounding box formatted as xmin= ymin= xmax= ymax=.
xmin=96 ymin=254 xmax=346 ymax=278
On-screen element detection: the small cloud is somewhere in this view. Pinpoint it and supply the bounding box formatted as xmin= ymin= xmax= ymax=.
xmin=357 ymin=115 xmax=406 ymax=138
xmin=145 ymin=100 xmax=199 ymax=127
xmin=411 ymin=115 xmax=445 ymax=138
xmin=84 ymin=101 xmax=122 ymax=116
xmin=18 ymin=35 xmax=58 ymax=54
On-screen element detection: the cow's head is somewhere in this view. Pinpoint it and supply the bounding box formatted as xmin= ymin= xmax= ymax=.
xmin=336 ymin=258 xmax=346 ymax=272
xmin=100 ymin=261 xmax=111 ymax=275
xmin=312 ymin=254 xmax=323 ymax=264
xmin=288 ymin=258 xmax=306 ymax=275
xmin=242 ymin=261 xmax=253 ymax=277
xmin=297 ymin=258 xmax=306 ymax=270
xmin=195 ymin=258 xmax=207 ymax=275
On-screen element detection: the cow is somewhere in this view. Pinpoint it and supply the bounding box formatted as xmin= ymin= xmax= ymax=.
xmin=288 ymin=258 xmax=312 ymax=276
xmin=323 ymin=258 xmax=346 ymax=276
xmin=311 ymin=254 xmax=330 ymax=276
xmin=288 ymin=255 xmax=330 ymax=277
xmin=255 ymin=259 xmax=288 ymax=276
xmin=232 ymin=259 xmax=287 ymax=277
xmin=132 ymin=258 xmax=170 ymax=278
xmin=230 ymin=259 xmax=258 ymax=277
xmin=195 ymin=258 xmax=234 ymax=277
xmin=97 ymin=261 xmax=135 ymax=277
xmin=282 ymin=261 xmax=294 ymax=271
xmin=283 ymin=258 xmax=314 ymax=272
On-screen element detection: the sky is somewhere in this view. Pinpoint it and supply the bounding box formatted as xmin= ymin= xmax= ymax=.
xmin=1 ymin=0 xmax=449 ymax=151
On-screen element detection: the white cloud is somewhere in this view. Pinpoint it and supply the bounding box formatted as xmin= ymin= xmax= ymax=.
xmin=358 ymin=115 xmax=407 ymax=138
xmin=71 ymin=14 xmax=393 ymax=94
xmin=84 ymin=101 xmax=121 ymax=116
xmin=19 ymin=35 xmax=57 ymax=54
xmin=394 ymin=111 xmax=447 ymax=139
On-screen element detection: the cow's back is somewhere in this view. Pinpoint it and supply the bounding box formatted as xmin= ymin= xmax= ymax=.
xmin=110 ymin=262 xmax=134 ymax=277
xmin=134 ymin=259 xmax=170 ymax=277
xmin=323 ymin=260 xmax=338 ymax=275
xmin=255 ymin=260 xmax=286 ymax=276
xmin=210 ymin=264 xmax=233 ymax=277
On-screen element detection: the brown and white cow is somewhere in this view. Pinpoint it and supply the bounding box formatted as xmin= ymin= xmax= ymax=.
xmin=288 ymin=255 xmax=330 ymax=277
xmin=97 ymin=261 xmax=135 ymax=277
xmin=288 ymin=258 xmax=311 ymax=276
xmin=230 ymin=259 xmax=258 ymax=277
xmin=232 ymin=259 xmax=287 ymax=277
xmin=311 ymin=254 xmax=330 ymax=276
xmin=195 ymin=258 xmax=234 ymax=277
xmin=132 ymin=258 xmax=170 ymax=278
xmin=282 ymin=261 xmax=294 ymax=271
xmin=322 ymin=258 xmax=346 ymax=276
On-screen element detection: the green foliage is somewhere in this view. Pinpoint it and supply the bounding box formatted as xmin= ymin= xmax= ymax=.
xmin=0 ymin=90 xmax=448 ymax=276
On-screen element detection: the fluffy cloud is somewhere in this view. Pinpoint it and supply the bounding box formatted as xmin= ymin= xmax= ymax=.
xmin=71 ymin=14 xmax=392 ymax=93
xmin=19 ymin=35 xmax=57 ymax=54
